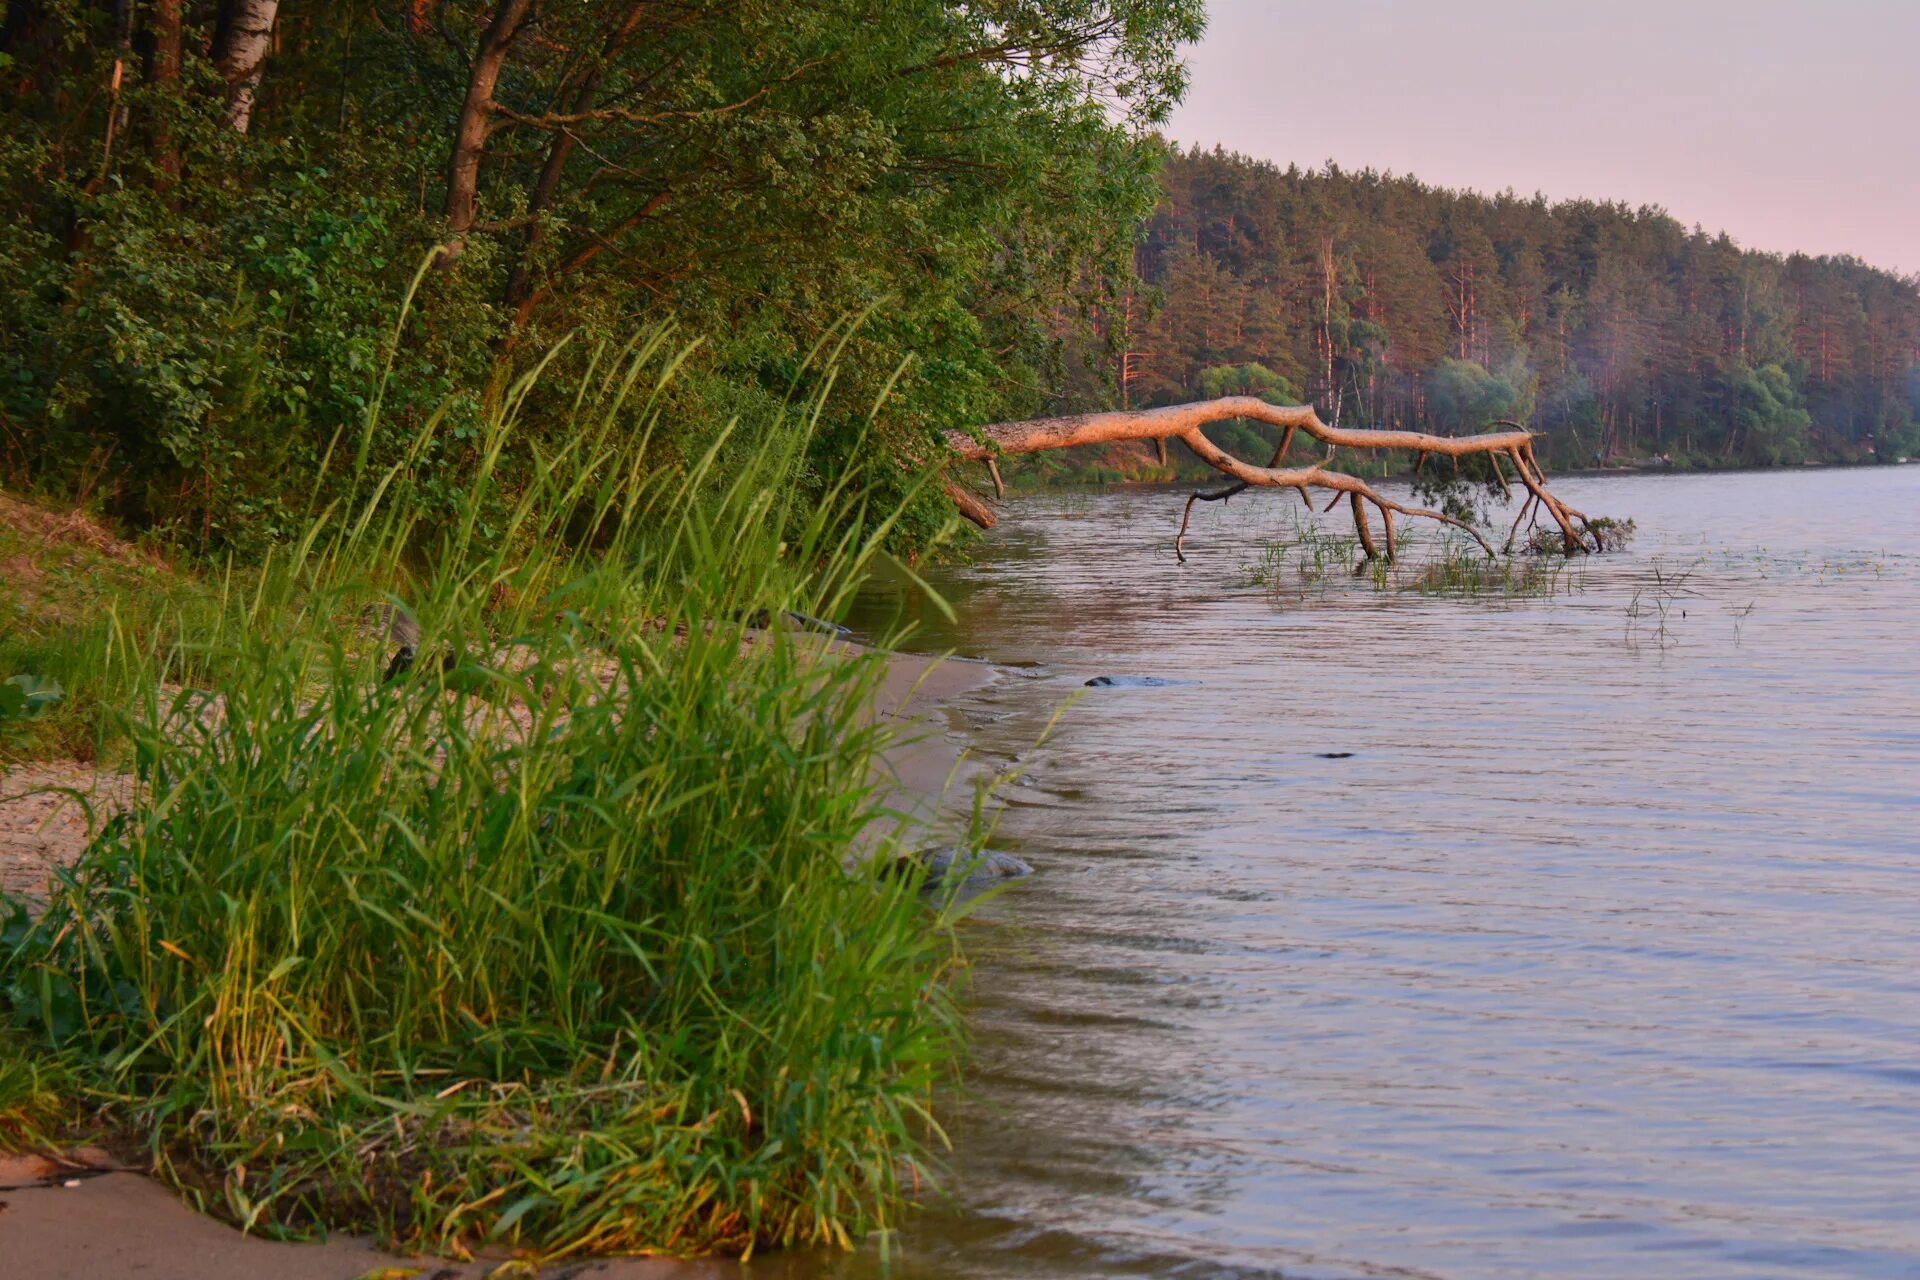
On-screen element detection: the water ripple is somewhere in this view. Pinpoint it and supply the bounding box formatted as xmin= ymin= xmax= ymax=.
xmin=812 ymin=467 xmax=1920 ymax=1280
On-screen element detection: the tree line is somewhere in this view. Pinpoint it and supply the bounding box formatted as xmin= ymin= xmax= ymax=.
xmin=1100 ymin=147 xmax=1920 ymax=471
xmin=0 ymin=0 xmax=1201 ymax=550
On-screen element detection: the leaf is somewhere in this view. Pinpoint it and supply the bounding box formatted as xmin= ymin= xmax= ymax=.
xmin=5 ymin=674 xmax=64 ymax=711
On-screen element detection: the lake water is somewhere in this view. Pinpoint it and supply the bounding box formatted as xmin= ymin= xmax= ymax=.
xmin=816 ymin=467 xmax=1920 ymax=1280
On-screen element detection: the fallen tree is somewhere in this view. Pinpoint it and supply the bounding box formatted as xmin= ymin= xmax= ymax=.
xmin=942 ymin=398 xmax=1600 ymax=562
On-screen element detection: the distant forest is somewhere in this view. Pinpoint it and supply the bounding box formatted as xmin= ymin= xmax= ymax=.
xmin=1088 ymin=147 xmax=1920 ymax=471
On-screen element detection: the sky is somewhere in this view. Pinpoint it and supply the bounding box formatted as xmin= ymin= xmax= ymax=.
xmin=1165 ymin=0 xmax=1918 ymax=275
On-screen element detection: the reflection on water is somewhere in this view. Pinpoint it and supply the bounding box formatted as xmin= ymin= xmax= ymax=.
xmin=824 ymin=468 xmax=1920 ymax=1279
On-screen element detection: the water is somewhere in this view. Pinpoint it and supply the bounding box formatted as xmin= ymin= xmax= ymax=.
xmin=821 ymin=467 xmax=1920 ymax=1280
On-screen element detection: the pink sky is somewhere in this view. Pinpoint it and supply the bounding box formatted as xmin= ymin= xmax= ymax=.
xmin=1166 ymin=0 xmax=1918 ymax=275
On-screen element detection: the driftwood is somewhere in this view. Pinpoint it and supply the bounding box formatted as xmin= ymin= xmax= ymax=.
xmin=943 ymin=399 xmax=1597 ymax=562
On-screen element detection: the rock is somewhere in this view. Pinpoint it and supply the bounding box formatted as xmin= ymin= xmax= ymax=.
xmin=1083 ymin=675 xmax=1197 ymax=688
xmin=359 ymin=603 xmax=420 ymax=648
xmin=891 ymin=845 xmax=1033 ymax=889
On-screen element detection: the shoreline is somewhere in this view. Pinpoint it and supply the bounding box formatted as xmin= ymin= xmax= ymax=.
xmin=0 ymin=645 xmax=1000 ymax=1280
xmin=1007 ymin=453 xmax=1920 ymax=500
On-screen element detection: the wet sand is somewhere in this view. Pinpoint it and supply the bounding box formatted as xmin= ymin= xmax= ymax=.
xmin=0 ymin=1153 xmax=707 ymax=1280
xmin=0 ymin=647 xmax=998 ymax=1279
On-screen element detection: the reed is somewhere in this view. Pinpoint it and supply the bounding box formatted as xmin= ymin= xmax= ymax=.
xmin=1 ymin=322 xmax=969 ymax=1261
xmin=1241 ymin=514 xmax=1579 ymax=601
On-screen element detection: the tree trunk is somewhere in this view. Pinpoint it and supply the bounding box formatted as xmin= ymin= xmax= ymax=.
xmin=213 ymin=0 xmax=280 ymax=134
xmin=444 ymin=0 xmax=534 ymax=247
xmin=149 ymin=0 xmax=183 ymax=189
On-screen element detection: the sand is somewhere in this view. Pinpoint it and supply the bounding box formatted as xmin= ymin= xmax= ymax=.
xmin=0 ymin=762 xmax=134 ymax=897
xmin=0 ymin=648 xmax=999 ymax=1279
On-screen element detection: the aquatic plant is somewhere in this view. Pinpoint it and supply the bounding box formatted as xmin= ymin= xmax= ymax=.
xmin=1242 ymin=515 xmax=1575 ymax=603
xmin=1624 ymin=558 xmax=1703 ymax=649
xmin=1405 ymin=539 xmax=1577 ymax=598
xmin=1527 ymin=515 xmax=1636 ymax=555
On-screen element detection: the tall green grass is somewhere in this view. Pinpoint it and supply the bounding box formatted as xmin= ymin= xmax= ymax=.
xmin=0 ymin=320 xmax=970 ymax=1260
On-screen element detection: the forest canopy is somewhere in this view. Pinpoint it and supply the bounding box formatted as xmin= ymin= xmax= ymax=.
xmin=1109 ymin=147 xmax=1920 ymax=472
xmin=0 ymin=0 xmax=1202 ymax=549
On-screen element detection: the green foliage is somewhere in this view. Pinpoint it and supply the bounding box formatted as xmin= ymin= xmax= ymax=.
xmin=1196 ymin=362 xmax=1299 ymax=403
xmin=1426 ymin=358 xmax=1535 ymax=434
xmin=1125 ymin=149 xmax=1920 ymax=469
xmin=0 ymin=0 xmax=1204 ymax=554
xmin=1521 ymin=517 xmax=1637 ymax=556
xmin=0 ymin=146 xmax=502 ymax=545
xmin=0 ymin=334 xmax=977 ymax=1258
xmin=0 ymin=675 xmax=63 ymax=753
xmin=1720 ymin=361 xmax=1811 ymax=464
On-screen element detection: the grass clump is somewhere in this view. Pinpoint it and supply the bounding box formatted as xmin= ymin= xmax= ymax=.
xmin=1242 ymin=516 xmax=1581 ymax=602
xmin=0 ymin=324 xmax=970 ymax=1261
xmin=0 ymin=1032 xmax=79 ymax=1151
xmin=1241 ymin=518 xmax=1361 ymax=592
xmin=1405 ymin=539 xmax=1578 ymax=598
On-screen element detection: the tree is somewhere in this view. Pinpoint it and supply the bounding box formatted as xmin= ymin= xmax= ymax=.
xmin=0 ymin=0 xmax=1205 ymax=551
xmin=212 ymin=0 xmax=281 ymax=133
xmin=1427 ymin=358 xmax=1533 ymax=435
xmin=945 ymin=397 xmax=1601 ymax=560
xmin=1721 ymin=362 xmax=1810 ymax=464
